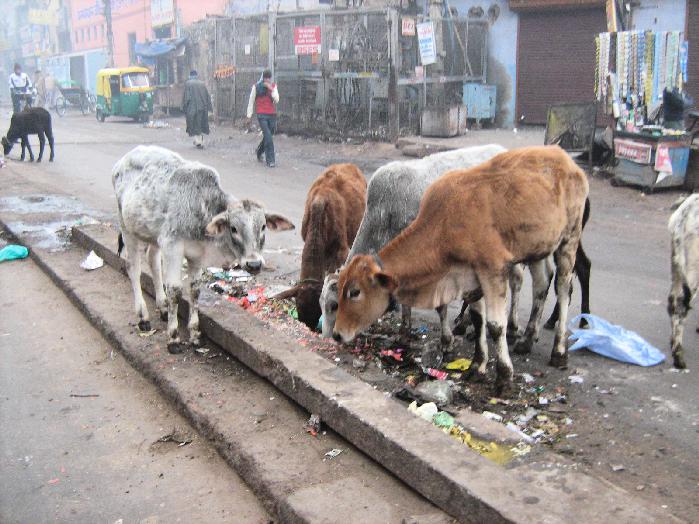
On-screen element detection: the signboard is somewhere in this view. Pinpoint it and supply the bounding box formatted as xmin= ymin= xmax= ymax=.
xmin=151 ymin=0 xmax=174 ymax=28
xmin=401 ymin=17 xmax=415 ymax=36
xmin=294 ymin=26 xmax=321 ymax=55
xmin=416 ymin=22 xmax=436 ymax=65
xmin=655 ymin=144 xmax=673 ymax=173
xmin=614 ymin=139 xmax=653 ymax=164
xmin=328 ymin=48 xmax=339 ymax=62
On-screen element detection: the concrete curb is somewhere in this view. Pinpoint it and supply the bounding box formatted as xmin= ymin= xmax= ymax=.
xmin=69 ymin=224 xmax=678 ymax=524
xmin=0 ymin=218 xmax=453 ymax=524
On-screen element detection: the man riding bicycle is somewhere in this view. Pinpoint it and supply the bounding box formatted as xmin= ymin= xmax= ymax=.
xmin=9 ymin=63 xmax=33 ymax=114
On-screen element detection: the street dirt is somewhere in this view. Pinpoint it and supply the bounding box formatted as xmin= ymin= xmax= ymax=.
xmin=1 ymin=111 xmax=698 ymax=520
xmin=0 ymin=253 xmax=271 ymax=523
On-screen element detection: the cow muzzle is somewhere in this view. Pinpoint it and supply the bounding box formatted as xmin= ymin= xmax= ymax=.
xmin=244 ymin=259 xmax=262 ymax=273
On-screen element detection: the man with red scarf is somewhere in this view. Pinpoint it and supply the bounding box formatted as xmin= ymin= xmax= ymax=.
xmin=246 ymin=69 xmax=279 ymax=167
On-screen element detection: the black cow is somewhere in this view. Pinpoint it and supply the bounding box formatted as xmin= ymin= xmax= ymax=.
xmin=2 ymin=107 xmax=55 ymax=162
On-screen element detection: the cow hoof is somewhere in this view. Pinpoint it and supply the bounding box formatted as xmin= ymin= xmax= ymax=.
xmin=465 ymin=365 xmax=487 ymax=382
xmin=138 ymin=320 xmax=152 ymax=332
xmin=506 ymin=328 xmax=520 ymax=344
xmin=548 ymin=353 xmax=568 ymax=369
xmin=513 ymin=338 xmax=533 ymax=355
xmin=159 ymin=310 xmax=168 ymax=322
xmin=673 ymin=351 xmax=687 ymax=370
xmin=167 ymin=341 xmax=186 ymax=354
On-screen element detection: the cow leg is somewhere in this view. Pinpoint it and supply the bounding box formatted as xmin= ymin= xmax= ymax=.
xmin=398 ymin=304 xmax=412 ymax=344
xmin=465 ymin=298 xmax=488 ymax=381
xmin=514 ymin=259 xmax=553 ymax=355
xmin=122 ymin=233 xmax=150 ymax=332
xmin=36 ymin=132 xmax=45 ymax=162
xmin=549 ymin=242 xmax=577 ymax=368
xmin=162 ymin=241 xmax=185 ymax=354
xmin=436 ymin=304 xmax=453 ymax=349
xmin=19 ymin=137 xmax=26 ymax=161
xmin=452 ymin=300 xmax=471 ymax=336
xmin=24 ymin=136 xmax=33 ymax=161
xmin=575 ymin=243 xmax=591 ymax=327
xmin=507 ymin=264 xmax=524 ymax=341
xmin=45 ymin=125 xmax=55 ymax=161
xmin=146 ymin=245 xmax=167 ymax=321
xmin=186 ymin=256 xmax=204 ymax=347
xmin=668 ymin=254 xmax=695 ymax=369
xmin=480 ymin=275 xmax=513 ymax=396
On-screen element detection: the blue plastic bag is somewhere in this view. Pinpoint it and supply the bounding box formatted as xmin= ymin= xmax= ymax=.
xmin=0 ymin=244 xmax=29 ymax=262
xmin=568 ymin=314 xmax=666 ymax=366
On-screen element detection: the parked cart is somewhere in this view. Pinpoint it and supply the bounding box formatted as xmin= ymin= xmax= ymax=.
xmin=54 ymin=82 xmax=97 ymax=117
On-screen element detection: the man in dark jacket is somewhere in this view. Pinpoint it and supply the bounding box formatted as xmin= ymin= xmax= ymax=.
xmin=182 ymin=70 xmax=212 ymax=148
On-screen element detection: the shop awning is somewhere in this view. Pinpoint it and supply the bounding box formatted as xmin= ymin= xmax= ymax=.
xmin=135 ymin=37 xmax=187 ymax=60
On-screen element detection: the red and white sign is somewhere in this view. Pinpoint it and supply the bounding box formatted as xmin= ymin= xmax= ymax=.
xmin=401 ymin=17 xmax=415 ymax=36
xmin=294 ymin=26 xmax=321 ymax=55
xmin=654 ymin=144 xmax=673 ymax=173
xmin=614 ymin=138 xmax=652 ymax=164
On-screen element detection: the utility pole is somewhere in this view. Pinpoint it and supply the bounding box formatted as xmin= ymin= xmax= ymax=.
xmin=104 ymin=0 xmax=115 ymax=67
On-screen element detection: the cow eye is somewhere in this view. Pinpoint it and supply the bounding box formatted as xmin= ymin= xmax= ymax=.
xmin=348 ymin=288 xmax=360 ymax=299
xmin=230 ymin=226 xmax=238 ymax=235
xmin=330 ymin=301 xmax=338 ymax=312
xmin=261 ymin=224 xmax=266 ymax=231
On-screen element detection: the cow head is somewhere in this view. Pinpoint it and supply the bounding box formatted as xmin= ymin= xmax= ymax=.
xmin=319 ymin=272 xmax=340 ymax=338
xmin=205 ymin=199 xmax=294 ymax=274
xmin=273 ymin=278 xmax=323 ymax=331
xmin=2 ymin=136 xmax=13 ymax=156
xmin=333 ymin=255 xmax=397 ymax=344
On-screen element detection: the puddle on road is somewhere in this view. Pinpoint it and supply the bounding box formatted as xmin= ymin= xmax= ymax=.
xmin=0 ymin=194 xmax=109 ymax=251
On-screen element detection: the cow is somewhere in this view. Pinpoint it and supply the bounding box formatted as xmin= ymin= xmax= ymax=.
xmin=113 ymin=145 xmax=294 ymax=354
xmin=319 ymin=145 xmax=508 ymax=343
xmin=333 ymin=146 xmax=589 ymax=394
xmin=274 ymin=163 xmax=366 ymax=330
xmin=2 ymin=107 xmax=55 ymax=162
xmin=668 ymin=194 xmax=699 ymax=369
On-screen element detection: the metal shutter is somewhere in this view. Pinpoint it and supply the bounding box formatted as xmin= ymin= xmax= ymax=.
xmin=516 ymin=8 xmax=606 ymax=124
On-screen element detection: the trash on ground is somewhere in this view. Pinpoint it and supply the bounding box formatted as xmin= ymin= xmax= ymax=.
xmin=80 ymin=250 xmax=104 ymax=270
xmin=521 ymin=372 xmax=535 ymax=383
xmin=379 ymin=348 xmax=404 ymax=361
xmin=408 ymin=400 xmax=439 ymax=421
xmin=138 ymin=329 xmax=157 ymax=337
xmin=324 ymin=448 xmax=343 ymax=459
xmin=433 ymin=411 xmax=455 ymax=428
xmin=611 ymin=464 xmax=625 ymax=472
xmin=568 ymin=314 xmax=666 ymax=366
xmin=69 ymin=393 xmax=99 ymax=398
xmin=414 ymin=380 xmax=454 ymax=407
xmin=426 ymin=368 xmax=448 ymax=380
xmin=194 ymin=347 xmax=210 ymax=355
xmin=420 ymin=342 xmax=444 ymax=368
xmin=568 ymin=374 xmax=584 ymax=384
xmin=143 ymin=119 xmax=170 ymax=128
xmin=154 ymin=428 xmax=193 ymax=447
xmin=445 ymin=358 xmax=472 ymax=371
xmin=0 ymin=244 xmax=29 ymax=262
xmin=305 ymin=414 xmax=321 ymax=437
xmin=482 ymin=411 xmax=503 ymax=422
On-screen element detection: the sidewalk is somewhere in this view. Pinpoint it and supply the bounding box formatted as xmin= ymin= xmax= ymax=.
xmin=396 ymin=127 xmax=546 ymax=157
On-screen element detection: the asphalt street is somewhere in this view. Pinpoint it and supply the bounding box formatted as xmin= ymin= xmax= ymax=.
xmin=0 ymin=110 xmax=697 ymax=520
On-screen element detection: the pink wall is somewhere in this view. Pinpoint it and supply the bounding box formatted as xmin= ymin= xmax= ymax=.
xmin=69 ymin=0 xmax=228 ymax=67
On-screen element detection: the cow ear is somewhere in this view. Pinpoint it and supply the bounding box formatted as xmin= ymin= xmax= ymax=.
xmin=205 ymin=212 xmax=229 ymax=236
xmin=374 ymin=271 xmax=397 ymax=292
xmin=265 ymin=213 xmax=295 ymax=231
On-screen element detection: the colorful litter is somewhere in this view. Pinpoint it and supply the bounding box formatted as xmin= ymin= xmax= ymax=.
xmin=0 ymin=244 xmax=29 ymax=262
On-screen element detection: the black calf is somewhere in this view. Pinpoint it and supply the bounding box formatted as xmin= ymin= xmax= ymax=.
xmin=2 ymin=107 xmax=55 ymax=162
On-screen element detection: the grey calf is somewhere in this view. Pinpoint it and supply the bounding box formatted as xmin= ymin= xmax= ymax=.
xmin=113 ymin=145 xmax=294 ymax=353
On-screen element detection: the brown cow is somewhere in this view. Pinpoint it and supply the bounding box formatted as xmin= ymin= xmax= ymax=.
xmin=333 ymin=146 xmax=589 ymax=394
xmin=276 ymin=163 xmax=366 ymax=330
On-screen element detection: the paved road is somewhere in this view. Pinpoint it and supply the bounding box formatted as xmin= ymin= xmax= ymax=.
xmin=1 ymin=111 xmax=698 ymax=519
xmin=0 ymin=253 xmax=270 ymax=523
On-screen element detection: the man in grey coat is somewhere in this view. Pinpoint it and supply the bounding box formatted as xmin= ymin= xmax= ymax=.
xmin=182 ymin=70 xmax=212 ymax=149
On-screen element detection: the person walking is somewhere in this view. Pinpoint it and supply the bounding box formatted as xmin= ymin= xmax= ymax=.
xmin=246 ymin=69 xmax=279 ymax=168
xmin=34 ymin=69 xmax=46 ymax=108
xmin=182 ymin=70 xmax=212 ymax=149
xmin=44 ymin=72 xmax=58 ymax=111
xmin=9 ymin=63 xmax=32 ymax=114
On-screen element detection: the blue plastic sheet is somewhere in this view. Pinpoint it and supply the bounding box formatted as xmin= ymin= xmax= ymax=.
xmin=0 ymin=244 xmax=29 ymax=262
xmin=568 ymin=314 xmax=666 ymax=366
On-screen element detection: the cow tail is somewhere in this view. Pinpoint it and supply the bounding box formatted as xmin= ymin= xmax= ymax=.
xmin=117 ymin=232 xmax=124 ymax=257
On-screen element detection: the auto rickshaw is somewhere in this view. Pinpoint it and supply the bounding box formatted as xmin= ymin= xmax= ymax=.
xmin=95 ymin=67 xmax=154 ymax=122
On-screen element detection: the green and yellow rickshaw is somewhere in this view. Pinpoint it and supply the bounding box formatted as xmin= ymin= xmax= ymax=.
xmin=95 ymin=67 xmax=154 ymax=122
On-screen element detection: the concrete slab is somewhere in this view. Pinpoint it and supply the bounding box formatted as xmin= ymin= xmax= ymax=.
xmin=66 ymin=223 xmax=680 ymax=524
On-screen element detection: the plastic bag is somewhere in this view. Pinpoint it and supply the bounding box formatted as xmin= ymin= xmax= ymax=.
xmin=80 ymin=250 xmax=104 ymax=271
xmin=0 ymin=244 xmax=29 ymax=262
xmin=568 ymin=314 xmax=665 ymax=366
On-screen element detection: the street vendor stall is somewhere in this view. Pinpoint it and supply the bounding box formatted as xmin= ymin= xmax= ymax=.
xmin=595 ymin=29 xmax=692 ymax=189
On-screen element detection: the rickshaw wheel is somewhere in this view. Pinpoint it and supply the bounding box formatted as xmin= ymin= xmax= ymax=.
xmin=55 ymin=96 xmax=67 ymax=117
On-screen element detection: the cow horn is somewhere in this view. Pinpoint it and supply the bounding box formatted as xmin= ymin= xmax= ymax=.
xmin=273 ymin=285 xmax=299 ymax=300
